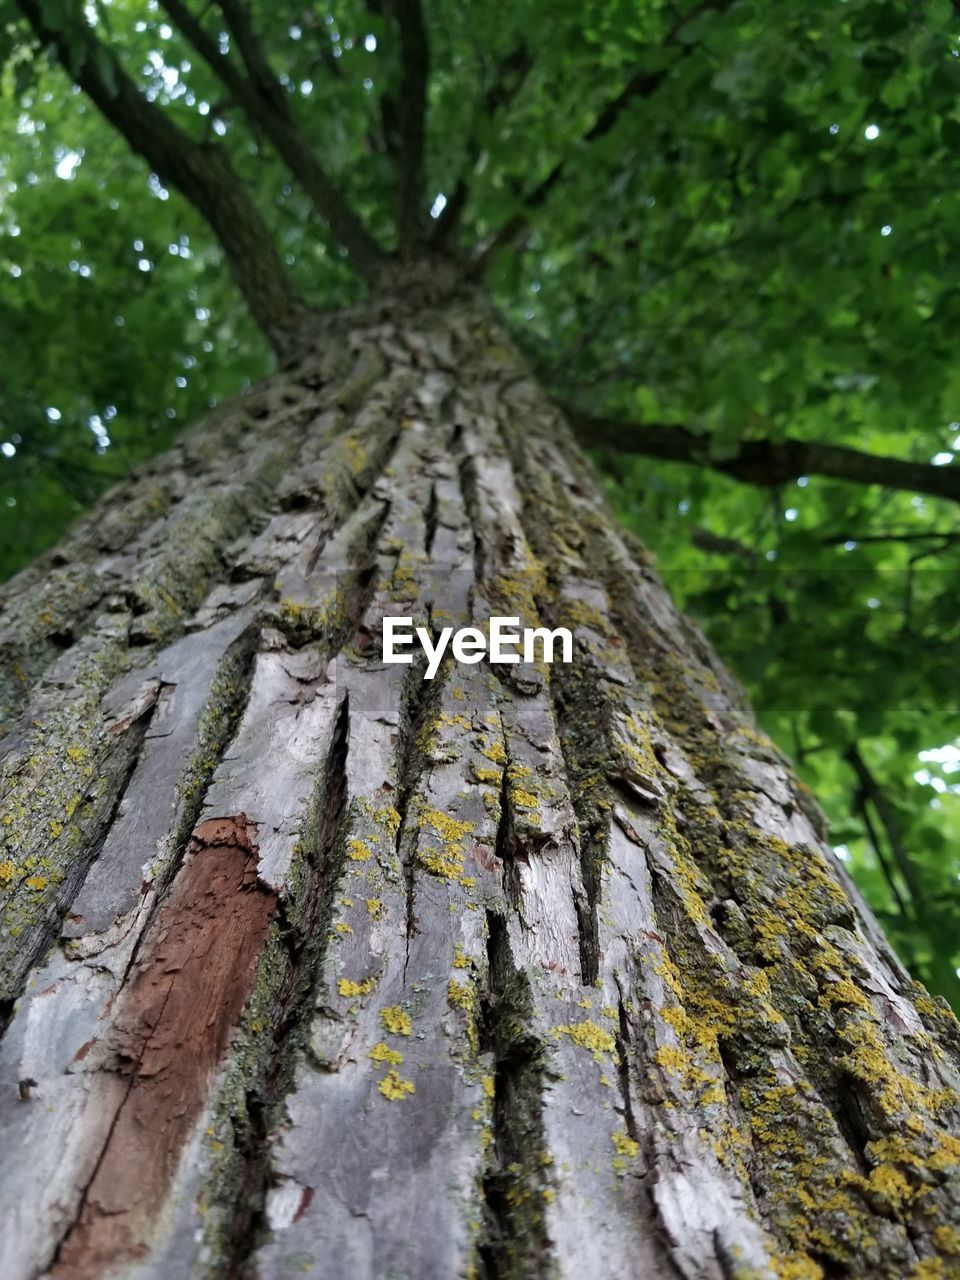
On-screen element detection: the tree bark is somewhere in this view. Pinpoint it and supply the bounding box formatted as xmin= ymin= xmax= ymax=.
xmin=0 ymin=292 xmax=958 ymax=1280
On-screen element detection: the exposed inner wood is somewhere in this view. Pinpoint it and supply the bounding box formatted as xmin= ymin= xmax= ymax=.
xmin=50 ymin=818 xmax=276 ymax=1280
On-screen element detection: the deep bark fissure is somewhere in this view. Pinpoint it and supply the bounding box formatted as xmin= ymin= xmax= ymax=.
xmin=424 ymin=480 xmax=439 ymax=556
xmin=391 ymin=651 xmax=447 ymax=972
xmin=477 ymin=909 xmax=552 ymax=1280
xmin=825 ymin=1075 xmax=874 ymax=1174
xmin=614 ymin=986 xmax=640 ymax=1145
xmin=220 ymin=693 xmax=352 ymax=1280
xmin=493 ymin=735 xmax=525 ymax=922
xmin=450 ymin=423 xmax=487 ymax=582
xmin=548 ymin=655 xmax=610 ymax=985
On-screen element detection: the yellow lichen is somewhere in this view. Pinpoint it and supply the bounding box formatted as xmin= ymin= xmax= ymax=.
xmin=421 ymin=809 xmax=473 ymax=843
xmin=932 ymin=1225 xmax=960 ymax=1253
xmin=820 ymin=977 xmax=872 ymax=1013
xmin=661 ymin=1006 xmax=689 ymax=1035
xmin=419 ymin=848 xmax=465 ymax=880
xmin=865 ymin=1163 xmax=913 ymax=1208
xmin=448 ymin=979 xmax=475 ymax=1012
xmin=418 ymin=808 xmax=474 ymax=881
xmin=511 ymin=788 xmax=540 ymax=809
xmin=553 ymin=1020 xmax=616 ymax=1060
xmin=655 ymin=1045 xmax=689 ymax=1076
xmin=369 ymin=1041 xmax=404 ymax=1066
xmin=338 ymin=976 xmax=378 ymax=999
xmin=441 ymin=713 xmax=472 ymax=731
xmin=479 ymin=738 xmax=507 ymax=764
xmin=772 ymin=1256 xmax=825 ymax=1280
xmin=611 ymin=1130 xmax=639 ymax=1158
xmin=908 ymin=1263 xmax=945 ymax=1280
xmin=377 ymin=1069 xmax=415 ymax=1100
xmin=380 ymin=1005 xmax=412 ymax=1036
xmin=347 ymin=838 xmax=374 ymax=862
xmin=374 ymin=805 xmax=401 ymax=835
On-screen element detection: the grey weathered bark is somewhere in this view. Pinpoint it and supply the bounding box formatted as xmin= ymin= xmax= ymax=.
xmin=0 ymin=295 xmax=959 ymax=1280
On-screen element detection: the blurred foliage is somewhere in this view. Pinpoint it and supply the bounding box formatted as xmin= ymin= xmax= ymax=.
xmin=0 ymin=0 xmax=957 ymax=1005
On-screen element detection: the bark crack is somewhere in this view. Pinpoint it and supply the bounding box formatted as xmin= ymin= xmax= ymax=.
xmin=476 ymin=909 xmax=553 ymax=1280
xmin=424 ymin=479 xmax=439 ymax=557
xmin=548 ymin=655 xmax=610 ymax=985
xmin=390 ymin=652 xmax=445 ymax=979
xmin=450 ymin=423 xmax=486 ymax=583
xmin=493 ymin=725 xmax=526 ymax=924
xmin=218 ymin=693 xmax=351 ymax=1280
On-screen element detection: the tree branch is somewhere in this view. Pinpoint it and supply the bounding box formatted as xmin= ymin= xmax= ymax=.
xmin=568 ymin=414 xmax=960 ymax=505
xmin=217 ymin=0 xmax=287 ymax=115
xmin=845 ymin=746 xmax=923 ymax=905
xmin=854 ymin=784 xmax=912 ymax=921
xmin=159 ymin=0 xmax=261 ymax=110
xmin=363 ymin=0 xmax=401 ymax=158
xmin=391 ymin=0 xmax=430 ymax=257
xmin=691 ymin=527 xmax=758 ymax=560
xmin=471 ymin=0 xmax=736 ymax=273
xmin=16 ymin=0 xmax=308 ymax=358
xmin=820 ymin=531 xmax=960 ymax=546
xmin=154 ymin=0 xmax=387 ymax=283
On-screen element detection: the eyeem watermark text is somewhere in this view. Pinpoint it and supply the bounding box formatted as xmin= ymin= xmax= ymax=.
xmin=383 ymin=616 xmax=573 ymax=680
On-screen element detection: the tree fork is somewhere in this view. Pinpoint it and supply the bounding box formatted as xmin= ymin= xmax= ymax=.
xmin=0 ymin=295 xmax=958 ymax=1280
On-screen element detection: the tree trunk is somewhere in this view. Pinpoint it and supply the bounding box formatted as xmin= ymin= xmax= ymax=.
xmin=0 ymin=291 xmax=958 ymax=1280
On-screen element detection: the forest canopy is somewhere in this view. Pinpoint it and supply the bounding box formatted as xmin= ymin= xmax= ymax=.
xmin=0 ymin=0 xmax=958 ymax=1007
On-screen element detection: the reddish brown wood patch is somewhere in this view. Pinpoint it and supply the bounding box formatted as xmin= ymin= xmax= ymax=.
xmin=52 ymin=816 xmax=276 ymax=1280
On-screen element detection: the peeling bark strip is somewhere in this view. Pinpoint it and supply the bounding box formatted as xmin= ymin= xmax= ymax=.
xmin=50 ymin=817 xmax=275 ymax=1280
xmin=0 ymin=293 xmax=959 ymax=1280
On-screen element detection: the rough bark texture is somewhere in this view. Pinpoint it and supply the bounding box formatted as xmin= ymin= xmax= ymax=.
xmin=0 ymin=294 xmax=958 ymax=1280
